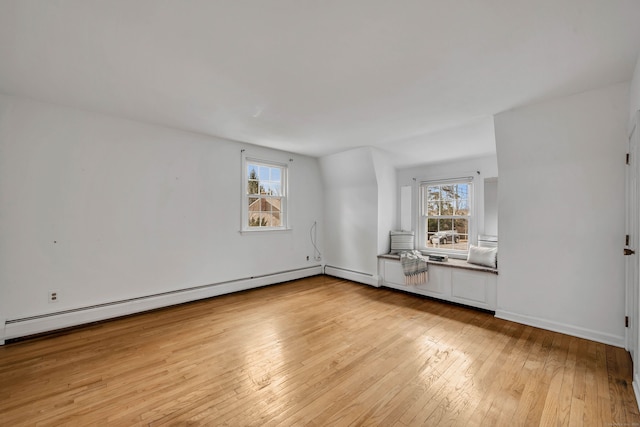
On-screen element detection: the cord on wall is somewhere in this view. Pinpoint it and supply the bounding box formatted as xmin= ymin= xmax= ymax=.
xmin=310 ymin=221 xmax=322 ymax=261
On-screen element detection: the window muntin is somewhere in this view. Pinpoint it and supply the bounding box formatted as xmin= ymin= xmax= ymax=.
xmin=421 ymin=181 xmax=472 ymax=252
xmin=244 ymin=160 xmax=287 ymax=230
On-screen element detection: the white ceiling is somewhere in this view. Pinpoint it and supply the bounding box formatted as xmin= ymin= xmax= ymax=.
xmin=1 ymin=1 xmax=639 ymax=167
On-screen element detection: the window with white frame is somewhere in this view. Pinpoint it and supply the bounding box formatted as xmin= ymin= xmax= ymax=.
xmin=242 ymin=159 xmax=288 ymax=230
xmin=420 ymin=179 xmax=473 ymax=253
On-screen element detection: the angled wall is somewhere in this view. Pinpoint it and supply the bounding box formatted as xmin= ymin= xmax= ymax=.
xmin=372 ymin=148 xmax=398 ymax=256
xmin=319 ymin=147 xmax=396 ymax=285
xmin=319 ymin=147 xmax=378 ymax=283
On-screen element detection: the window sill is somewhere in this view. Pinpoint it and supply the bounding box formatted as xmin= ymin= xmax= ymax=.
xmin=378 ymin=253 xmax=498 ymax=275
xmin=419 ymin=249 xmax=468 ymax=260
xmin=239 ymin=228 xmax=293 ymax=235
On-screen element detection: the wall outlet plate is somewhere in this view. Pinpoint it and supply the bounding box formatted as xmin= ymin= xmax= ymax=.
xmin=48 ymin=290 xmax=59 ymax=303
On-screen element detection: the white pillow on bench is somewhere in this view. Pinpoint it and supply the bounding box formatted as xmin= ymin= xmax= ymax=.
xmin=467 ymin=245 xmax=497 ymax=268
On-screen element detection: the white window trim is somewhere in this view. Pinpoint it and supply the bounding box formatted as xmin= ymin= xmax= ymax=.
xmin=241 ymin=156 xmax=290 ymax=233
xmin=416 ymin=175 xmax=476 ymax=258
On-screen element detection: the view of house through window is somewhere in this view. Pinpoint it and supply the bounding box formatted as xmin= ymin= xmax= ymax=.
xmin=246 ymin=161 xmax=287 ymax=229
xmin=423 ymin=181 xmax=472 ymax=251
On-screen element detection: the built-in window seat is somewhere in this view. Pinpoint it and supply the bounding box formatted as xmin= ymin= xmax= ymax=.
xmin=377 ymin=254 xmax=497 ymax=312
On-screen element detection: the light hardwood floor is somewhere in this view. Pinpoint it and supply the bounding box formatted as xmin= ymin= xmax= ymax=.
xmin=1 ymin=275 xmax=639 ymax=426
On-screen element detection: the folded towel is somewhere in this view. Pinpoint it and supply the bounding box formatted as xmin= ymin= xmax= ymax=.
xmin=400 ymin=250 xmax=429 ymax=285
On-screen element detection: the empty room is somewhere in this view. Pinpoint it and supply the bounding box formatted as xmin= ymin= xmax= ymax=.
xmin=3 ymin=1 xmax=640 ymax=425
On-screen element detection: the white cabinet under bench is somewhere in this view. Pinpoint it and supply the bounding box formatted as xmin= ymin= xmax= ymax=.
xmin=377 ymin=254 xmax=498 ymax=311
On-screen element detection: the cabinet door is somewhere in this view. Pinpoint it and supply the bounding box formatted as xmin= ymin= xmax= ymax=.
xmin=383 ymin=260 xmax=448 ymax=296
xmin=450 ymin=270 xmax=497 ymax=310
xmin=416 ymin=265 xmax=449 ymax=296
xmin=384 ymin=260 xmax=407 ymax=286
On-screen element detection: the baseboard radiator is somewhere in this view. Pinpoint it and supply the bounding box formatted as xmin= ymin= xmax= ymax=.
xmin=324 ymin=265 xmax=379 ymax=287
xmin=2 ymin=265 xmax=322 ymax=344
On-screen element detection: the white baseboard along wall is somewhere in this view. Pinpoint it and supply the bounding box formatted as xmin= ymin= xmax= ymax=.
xmin=495 ymin=310 xmax=625 ymax=348
xmin=1 ymin=266 xmax=322 ymax=344
xmin=324 ymin=265 xmax=379 ymax=288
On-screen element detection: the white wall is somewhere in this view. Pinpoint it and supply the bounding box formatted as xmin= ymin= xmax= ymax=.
xmin=484 ymin=178 xmax=498 ymax=236
xmin=397 ymin=154 xmax=499 ymax=246
xmin=631 ymin=53 xmax=640 ymax=123
xmin=372 ymin=148 xmax=398 ymax=255
xmin=494 ymin=82 xmax=629 ymax=346
xmin=0 ymin=94 xmax=323 ymax=328
xmin=319 ymin=147 xmax=378 ymax=280
xmin=627 ymin=55 xmax=640 ymax=400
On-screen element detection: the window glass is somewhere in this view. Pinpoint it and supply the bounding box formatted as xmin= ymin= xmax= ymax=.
xmin=422 ymin=182 xmax=472 ymax=251
xmin=244 ymin=160 xmax=287 ymax=230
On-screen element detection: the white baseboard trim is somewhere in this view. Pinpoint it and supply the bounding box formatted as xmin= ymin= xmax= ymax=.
xmin=495 ymin=310 xmax=625 ymax=347
xmin=0 ymin=318 xmax=5 ymax=345
xmin=3 ymin=266 xmax=322 ymax=343
xmin=324 ymin=265 xmax=380 ymax=287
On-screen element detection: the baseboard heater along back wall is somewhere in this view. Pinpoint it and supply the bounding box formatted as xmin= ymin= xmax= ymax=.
xmin=324 ymin=265 xmax=379 ymax=287
xmin=1 ymin=265 xmax=322 ymax=345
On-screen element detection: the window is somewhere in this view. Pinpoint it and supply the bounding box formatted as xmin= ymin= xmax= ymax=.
xmin=242 ymin=159 xmax=288 ymax=230
xmin=420 ymin=179 xmax=473 ymax=253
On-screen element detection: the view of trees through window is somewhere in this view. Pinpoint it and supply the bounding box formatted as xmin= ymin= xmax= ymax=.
xmin=424 ymin=183 xmax=471 ymax=250
xmin=247 ymin=163 xmax=285 ymax=228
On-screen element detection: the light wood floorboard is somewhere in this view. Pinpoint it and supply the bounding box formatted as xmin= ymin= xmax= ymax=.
xmin=0 ymin=275 xmax=638 ymax=426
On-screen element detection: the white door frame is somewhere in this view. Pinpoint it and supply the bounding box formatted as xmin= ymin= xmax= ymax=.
xmin=626 ymin=111 xmax=640 ymax=397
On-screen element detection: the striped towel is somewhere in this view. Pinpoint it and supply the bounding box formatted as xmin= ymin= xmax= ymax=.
xmin=400 ymin=250 xmax=429 ymax=285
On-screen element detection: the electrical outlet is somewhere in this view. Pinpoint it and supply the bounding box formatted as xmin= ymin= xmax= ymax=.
xmin=48 ymin=290 xmax=59 ymax=303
